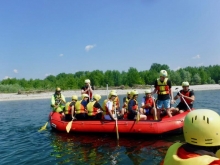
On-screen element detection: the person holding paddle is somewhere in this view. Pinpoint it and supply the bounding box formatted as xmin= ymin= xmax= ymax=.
xmin=74 ymin=94 xmax=89 ymax=120
xmin=127 ymin=90 xmax=147 ymax=120
xmin=81 ymin=79 xmax=94 ymax=102
xmin=64 ymin=95 xmax=78 ymax=121
xmin=87 ymin=94 xmax=103 ymax=120
xmin=170 ymin=81 xmax=195 ymax=115
xmin=161 ymin=109 xmax=220 ymax=165
xmin=51 ymin=87 xmax=66 ymax=115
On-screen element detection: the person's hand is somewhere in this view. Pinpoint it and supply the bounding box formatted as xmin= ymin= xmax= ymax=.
xmin=171 ymin=100 xmax=175 ymax=104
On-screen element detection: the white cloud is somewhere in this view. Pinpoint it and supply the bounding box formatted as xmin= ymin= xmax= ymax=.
xmin=85 ymin=44 xmax=96 ymax=52
xmin=192 ymin=54 xmax=200 ymax=59
xmin=59 ymin=54 xmax=64 ymax=57
xmin=4 ymin=76 xmax=11 ymax=79
xmin=13 ymin=69 xmax=18 ymax=73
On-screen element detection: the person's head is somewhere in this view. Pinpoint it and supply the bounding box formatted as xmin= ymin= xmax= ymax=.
xmin=71 ymin=95 xmax=78 ymax=102
xmin=145 ymin=89 xmax=152 ymax=98
xmin=81 ymin=94 xmax=89 ymax=101
xmin=93 ymin=94 xmax=101 ymax=102
xmin=55 ymin=87 xmax=61 ymax=94
xmin=183 ymin=109 xmax=220 ymax=148
xmin=109 ymin=91 xmax=117 ymax=101
xmin=159 ymin=70 xmax=168 ymax=81
xmin=182 ymin=81 xmax=189 ymax=91
xmin=127 ymin=91 xmax=131 ymax=98
xmin=130 ymin=90 xmax=138 ymax=99
xmin=85 ymin=79 xmax=90 ymax=87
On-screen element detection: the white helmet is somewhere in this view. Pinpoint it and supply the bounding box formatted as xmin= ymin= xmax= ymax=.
xmin=159 ymin=70 xmax=168 ymax=77
xmin=182 ymin=81 xmax=189 ymax=86
xmin=93 ymin=94 xmax=101 ymax=101
xmin=145 ymin=89 xmax=151 ymax=94
xmin=85 ymin=79 xmax=90 ymax=83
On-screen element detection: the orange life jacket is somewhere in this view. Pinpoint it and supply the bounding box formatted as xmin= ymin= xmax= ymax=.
xmin=75 ymin=100 xmax=86 ymax=114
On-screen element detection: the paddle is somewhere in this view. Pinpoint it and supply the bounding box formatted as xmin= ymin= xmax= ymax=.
xmin=151 ymin=85 xmax=158 ymax=120
xmin=114 ymin=106 xmax=119 ymax=141
xmin=175 ymin=88 xmax=192 ymax=111
xmin=38 ymin=122 xmax=48 ymax=131
xmin=66 ymin=120 xmax=73 ymax=133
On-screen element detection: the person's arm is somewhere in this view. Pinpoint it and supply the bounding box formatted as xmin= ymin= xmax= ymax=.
xmin=51 ymin=95 xmax=55 ymax=106
xmin=106 ymin=101 xmax=115 ymax=120
xmin=60 ymin=94 xmax=66 ymax=104
xmin=141 ymin=97 xmax=145 ymax=108
xmin=71 ymin=104 xmax=75 ymax=119
xmin=180 ymin=90 xmax=195 ymax=102
xmin=151 ymin=81 xmax=157 ymax=95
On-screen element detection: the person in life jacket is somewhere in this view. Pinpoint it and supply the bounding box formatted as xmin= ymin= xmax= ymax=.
xmin=127 ymin=90 xmax=147 ymax=120
xmin=75 ymin=94 xmax=89 ymax=120
xmin=51 ymin=87 xmax=66 ymax=116
xmin=122 ymin=91 xmax=131 ymax=113
xmin=81 ymin=79 xmax=94 ymax=102
xmin=64 ymin=95 xmax=78 ymax=121
xmin=151 ymin=70 xmax=174 ymax=118
xmin=87 ymin=94 xmax=103 ymax=120
xmin=171 ymin=81 xmax=195 ymax=115
xmin=103 ymin=91 xmax=123 ymax=120
xmin=162 ymin=109 xmax=220 ymax=165
xmin=139 ymin=89 xmax=158 ymax=120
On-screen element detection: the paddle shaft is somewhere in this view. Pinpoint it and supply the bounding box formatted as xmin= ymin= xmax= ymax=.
xmin=114 ymin=107 xmax=119 ymax=140
xmin=177 ymin=90 xmax=192 ymax=111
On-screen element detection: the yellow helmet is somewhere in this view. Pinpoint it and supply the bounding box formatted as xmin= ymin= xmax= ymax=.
xmin=109 ymin=91 xmax=117 ymax=97
xmin=81 ymin=94 xmax=89 ymax=99
xmin=72 ymin=95 xmax=78 ymax=101
xmin=56 ymin=87 xmax=61 ymax=92
xmin=127 ymin=91 xmax=131 ymax=95
xmin=182 ymin=81 xmax=189 ymax=86
xmin=130 ymin=90 xmax=138 ymax=97
xmin=85 ymin=79 xmax=90 ymax=83
xmin=183 ymin=109 xmax=220 ymax=146
xmin=159 ymin=70 xmax=168 ymax=77
xmin=93 ymin=94 xmax=101 ymax=101
xmin=145 ymin=89 xmax=151 ymax=94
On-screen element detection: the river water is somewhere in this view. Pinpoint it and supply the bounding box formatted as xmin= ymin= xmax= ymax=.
xmin=0 ymin=90 xmax=219 ymax=165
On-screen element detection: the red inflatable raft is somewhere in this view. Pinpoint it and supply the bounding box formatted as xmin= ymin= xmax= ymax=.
xmin=49 ymin=110 xmax=191 ymax=134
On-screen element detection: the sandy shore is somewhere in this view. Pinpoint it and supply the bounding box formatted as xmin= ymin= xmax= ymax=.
xmin=0 ymin=84 xmax=220 ymax=102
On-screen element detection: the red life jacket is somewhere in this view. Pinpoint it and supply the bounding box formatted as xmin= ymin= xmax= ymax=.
xmin=144 ymin=97 xmax=154 ymax=108
xmin=180 ymin=90 xmax=192 ymax=104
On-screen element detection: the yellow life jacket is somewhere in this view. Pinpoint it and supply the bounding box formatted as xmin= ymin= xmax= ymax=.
xmin=87 ymin=101 xmax=99 ymax=116
xmin=102 ymin=99 xmax=108 ymax=115
xmin=163 ymin=142 xmax=219 ymax=165
xmin=156 ymin=78 xmax=170 ymax=95
xmin=64 ymin=101 xmax=71 ymax=114
xmin=75 ymin=100 xmax=86 ymax=114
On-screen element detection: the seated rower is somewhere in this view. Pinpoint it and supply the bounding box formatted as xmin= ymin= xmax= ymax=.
xmin=127 ymin=90 xmax=147 ymax=120
xmin=87 ymin=94 xmax=103 ymax=120
xmin=102 ymin=91 xmax=123 ymax=120
xmin=64 ymin=95 xmax=78 ymax=121
xmin=74 ymin=94 xmax=89 ymax=120
xmin=170 ymin=81 xmax=195 ymax=115
xmin=140 ymin=89 xmax=159 ymax=120
xmin=122 ymin=91 xmax=131 ymax=114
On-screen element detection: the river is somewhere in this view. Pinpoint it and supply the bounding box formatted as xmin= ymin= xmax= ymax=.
xmin=0 ymin=90 xmax=219 ymax=165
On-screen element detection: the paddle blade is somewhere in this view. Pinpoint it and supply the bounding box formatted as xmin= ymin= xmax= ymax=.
xmin=39 ymin=122 xmax=48 ymax=131
xmin=66 ymin=121 xmax=73 ymax=133
xmin=136 ymin=112 xmax=140 ymax=123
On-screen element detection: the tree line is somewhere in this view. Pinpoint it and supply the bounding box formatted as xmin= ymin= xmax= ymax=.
xmin=0 ymin=63 xmax=220 ymax=93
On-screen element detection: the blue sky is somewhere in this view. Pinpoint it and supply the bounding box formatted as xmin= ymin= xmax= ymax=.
xmin=0 ymin=0 xmax=220 ymax=80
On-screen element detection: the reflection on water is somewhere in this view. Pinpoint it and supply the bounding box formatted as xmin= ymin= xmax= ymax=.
xmin=49 ymin=132 xmax=175 ymax=165
xmin=0 ymin=90 xmax=219 ymax=165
